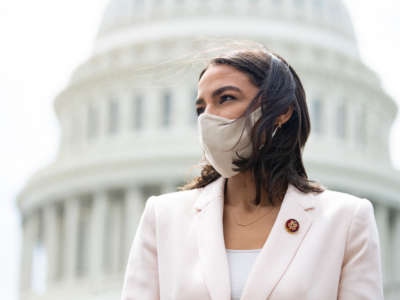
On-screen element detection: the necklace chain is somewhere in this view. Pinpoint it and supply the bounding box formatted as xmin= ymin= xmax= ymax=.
xmin=231 ymin=204 xmax=277 ymax=226
xmin=224 ymin=179 xmax=277 ymax=227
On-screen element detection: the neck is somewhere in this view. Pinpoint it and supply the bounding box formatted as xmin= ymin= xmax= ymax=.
xmin=224 ymin=170 xmax=272 ymax=212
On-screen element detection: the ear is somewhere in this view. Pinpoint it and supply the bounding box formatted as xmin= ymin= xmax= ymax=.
xmin=276 ymin=105 xmax=293 ymax=126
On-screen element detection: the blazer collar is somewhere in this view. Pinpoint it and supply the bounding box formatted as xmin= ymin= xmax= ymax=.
xmin=194 ymin=176 xmax=317 ymax=300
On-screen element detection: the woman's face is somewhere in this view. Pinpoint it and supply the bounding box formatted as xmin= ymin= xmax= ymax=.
xmin=196 ymin=64 xmax=260 ymax=119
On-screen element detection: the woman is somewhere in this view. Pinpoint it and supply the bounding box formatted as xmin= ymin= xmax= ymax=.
xmin=121 ymin=46 xmax=384 ymax=300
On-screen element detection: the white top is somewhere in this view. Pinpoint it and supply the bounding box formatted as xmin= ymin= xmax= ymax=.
xmin=225 ymin=248 xmax=262 ymax=300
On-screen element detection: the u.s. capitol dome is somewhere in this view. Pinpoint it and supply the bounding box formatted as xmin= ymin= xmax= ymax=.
xmin=17 ymin=0 xmax=400 ymax=299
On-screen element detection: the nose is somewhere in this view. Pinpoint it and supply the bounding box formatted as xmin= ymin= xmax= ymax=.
xmin=204 ymin=105 xmax=218 ymax=116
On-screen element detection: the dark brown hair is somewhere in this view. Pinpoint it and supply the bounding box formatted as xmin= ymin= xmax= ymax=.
xmin=178 ymin=48 xmax=325 ymax=206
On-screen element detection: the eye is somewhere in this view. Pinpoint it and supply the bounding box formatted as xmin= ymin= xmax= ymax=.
xmin=196 ymin=107 xmax=205 ymax=116
xmin=220 ymin=94 xmax=236 ymax=103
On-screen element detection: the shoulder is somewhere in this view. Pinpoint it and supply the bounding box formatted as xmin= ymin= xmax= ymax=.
xmin=316 ymin=187 xmax=373 ymax=209
xmin=149 ymin=187 xmax=205 ymax=218
xmin=312 ymin=187 xmax=375 ymax=223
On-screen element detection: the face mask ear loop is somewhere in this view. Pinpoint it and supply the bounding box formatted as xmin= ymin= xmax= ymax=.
xmin=230 ymin=104 xmax=263 ymax=153
xmin=272 ymin=123 xmax=281 ymax=138
xmin=258 ymin=122 xmax=281 ymax=151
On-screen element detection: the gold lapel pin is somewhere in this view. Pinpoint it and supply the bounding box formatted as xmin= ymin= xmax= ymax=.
xmin=285 ymin=219 xmax=300 ymax=233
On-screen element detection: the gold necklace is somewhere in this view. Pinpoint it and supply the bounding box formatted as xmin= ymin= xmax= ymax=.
xmin=223 ymin=179 xmax=278 ymax=227
xmin=231 ymin=204 xmax=277 ymax=226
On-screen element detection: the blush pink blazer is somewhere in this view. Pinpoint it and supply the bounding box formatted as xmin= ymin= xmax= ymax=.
xmin=120 ymin=176 xmax=384 ymax=300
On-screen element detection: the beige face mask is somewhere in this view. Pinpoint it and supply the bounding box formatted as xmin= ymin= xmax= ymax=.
xmin=197 ymin=107 xmax=262 ymax=178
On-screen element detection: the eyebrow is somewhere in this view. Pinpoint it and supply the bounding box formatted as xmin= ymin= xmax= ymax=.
xmin=195 ymin=85 xmax=243 ymax=105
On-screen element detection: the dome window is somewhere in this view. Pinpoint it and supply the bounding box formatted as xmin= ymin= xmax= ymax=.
xmin=311 ymin=98 xmax=323 ymax=135
xmin=336 ymin=102 xmax=347 ymax=139
xmin=132 ymin=94 xmax=144 ymax=131
xmin=162 ymin=90 xmax=172 ymax=128
xmin=87 ymin=104 xmax=98 ymax=140
xmin=108 ymin=97 xmax=120 ymax=135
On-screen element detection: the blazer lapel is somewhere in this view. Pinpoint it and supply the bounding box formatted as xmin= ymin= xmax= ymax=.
xmin=193 ymin=176 xmax=317 ymax=300
xmin=240 ymin=183 xmax=316 ymax=299
xmin=194 ymin=177 xmax=231 ymax=300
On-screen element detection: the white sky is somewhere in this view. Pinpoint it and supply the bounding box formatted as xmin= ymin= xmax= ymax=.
xmin=0 ymin=1 xmax=399 ymax=299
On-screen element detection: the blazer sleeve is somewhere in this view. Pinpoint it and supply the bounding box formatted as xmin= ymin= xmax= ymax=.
xmin=337 ymin=198 xmax=384 ymax=300
xmin=121 ymin=196 xmax=160 ymax=300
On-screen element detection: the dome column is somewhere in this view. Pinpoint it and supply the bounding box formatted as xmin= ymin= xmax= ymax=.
xmin=19 ymin=211 xmax=39 ymax=292
xmin=124 ymin=185 xmax=145 ymax=262
xmin=43 ymin=203 xmax=60 ymax=284
xmin=106 ymin=192 xmax=124 ymax=274
xmin=64 ymin=196 xmax=80 ymax=281
xmin=89 ymin=190 xmax=108 ymax=278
